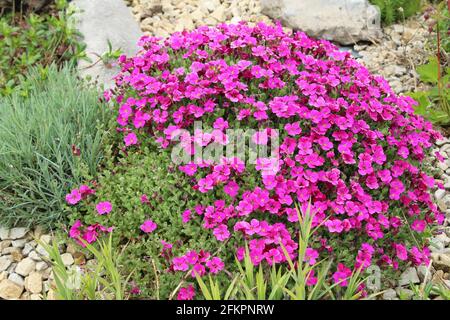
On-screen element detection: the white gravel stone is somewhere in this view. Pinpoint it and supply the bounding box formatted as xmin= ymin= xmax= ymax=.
xmin=0 ymin=256 xmax=12 ymax=272
xmin=435 ymin=189 xmax=446 ymax=201
xmin=399 ymin=267 xmax=420 ymax=286
xmin=11 ymin=239 xmax=27 ymax=248
xmin=61 ymin=253 xmax=74 ymax=266
xmin=8 ymin=273 xmax=24 ymax=286
xmin=15 ymin=258 xmax=36 ymax=277
xmin=9 ymin=227 xmax=28 ymax=240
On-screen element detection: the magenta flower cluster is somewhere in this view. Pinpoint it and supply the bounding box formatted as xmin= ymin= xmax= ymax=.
xmin=85 ymin=22 xmax=444 ymax=286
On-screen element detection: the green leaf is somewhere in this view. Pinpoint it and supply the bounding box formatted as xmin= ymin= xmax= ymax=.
xmin=416 ymin=56 xmax=439 ymax=84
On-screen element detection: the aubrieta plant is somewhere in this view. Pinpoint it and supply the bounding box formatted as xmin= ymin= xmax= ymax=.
xmin=67 ymin=22 xmax=445 ymax=298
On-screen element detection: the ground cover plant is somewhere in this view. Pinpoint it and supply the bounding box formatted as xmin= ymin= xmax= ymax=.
xmin=0 ymin=0 xmax=85 ymax=96
xmin=369 ymin=0 xmax=422 ymax=25
xmin=66 ymin=21 xmax=446 ymax=299
xmin=0 ymin=65 xmax=111 ymax=227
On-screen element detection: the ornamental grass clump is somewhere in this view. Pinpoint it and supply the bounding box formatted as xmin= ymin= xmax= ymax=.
xmin=68 ymin=22 xmax=445 ymax=297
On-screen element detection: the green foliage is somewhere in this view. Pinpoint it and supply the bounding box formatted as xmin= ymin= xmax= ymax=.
xmin=370 ymin=0 xmax=422 ymax=25
xmin=40 ymin=234 xmax=131 ymax=300
xmin=407 ymin=56 xmax=450 ymax=124
xmin=0 ymin=65 xmax=111 ymax=227
xmin=408 ymin=3 xmax=450 ymax=125
xmin=67 ymin=143 xmax=232 ymax=299
xmin=194 ymin=204 xmax=369 ymax=300
xmin=0 ymin=0 xmax=85 ymax=96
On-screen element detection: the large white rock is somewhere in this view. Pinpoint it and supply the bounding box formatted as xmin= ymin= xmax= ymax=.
xmin=72 ymin=0 xmax=143 ymax=88
xmin=260 ymin=0 xmax=382 ymax=44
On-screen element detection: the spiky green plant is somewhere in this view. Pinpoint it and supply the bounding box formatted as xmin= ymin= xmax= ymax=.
xmin=39 ymin=234 xmax=132 ymax=300
xmin=194 ymin=202 xmax=369 ymax=300
xmin=0 ymin=64 xmax=111 ymax=227
xmin=370 ymin=0 xmax=422 ymax=25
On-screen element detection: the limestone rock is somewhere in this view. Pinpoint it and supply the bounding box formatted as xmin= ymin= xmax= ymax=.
xmin=260 ymin=0 xmax=381 ymax=45
xmin=0 ymin=256 xmax=12 ymax=272
xmin=25 ymin=272 xmax=43 ymax=294
xmin=399 ymin=267 xmax=420 ymax=286
xmin=0 ymin=279 xmax=24 ymax=300
xmin=61 ymin=253 xmax=74 ymax=267
xmin=15 ymin=258 xmax=36 ymax=277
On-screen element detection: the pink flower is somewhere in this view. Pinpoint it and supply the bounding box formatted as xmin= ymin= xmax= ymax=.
xmin=96 ymin=201 xmax=112 ymax=215
xmin=304 ymin=248 xmax=319 ymax=265
xmin=124 ymin=132 xmax=138 ymax=146
xmin=213 ymin=224 xmax=230 ymax=241
xmin=179 ymin=163 xmax=197 ymax=176
xmin=172 ymin=256 xmax=189 ymax=271
xmin=140 ymin=219 xmax=157 ymax=233
xmin=325 ymin=219 xmax=344 ymax=233
xmin=69 ymin=220 xmax=82 ymax=239
xmin=224 ymin=180 xmax=239 ymax=198
xmin=205 ymin=257 xmax=224 ymax=274
xmin=177 ymin=285 xmax=195 ymax=300
xmin=182 ymin=209 xmax=192 ymax=223
xmin=389 ymin=179 xmax=405 ymax=200
xmin=66 ymin=189 xmax=81 ymax=205
xmin=411 ymin=220 xmax=426 ymax=232
xmin=395 ymin=243 xmax=408 ymax=261
xmin=140 ymin=194 xmax=149 ymax=204
xmin=332 ymin=263 xmax=352 ymax=287
xmin=306 ymin=270 xmax=318 ymax=286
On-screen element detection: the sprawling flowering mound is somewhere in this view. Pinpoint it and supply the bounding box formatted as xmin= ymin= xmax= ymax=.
xmin=75 ymin=22 xmax=446 ymax=286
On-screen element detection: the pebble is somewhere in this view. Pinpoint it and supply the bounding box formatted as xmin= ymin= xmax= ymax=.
xmin=0 ymin=279 xmax=24 ymax=300
xmin=0 ymin=256 xmax=12 ymax=272
xmin=25 ymin=272 xmax=43 ymax=294
xmin=382 ymin=288 xmax=397 ymax=300
xmin=8 ymin=273 xmax=24 ymax=287
xmin=61 ymin=253 xmax=74 ymax=267
xmin=399 ymin=267 xmax=420 ymax=286
xmin=15 ymin=258 xmax=36 ymax=277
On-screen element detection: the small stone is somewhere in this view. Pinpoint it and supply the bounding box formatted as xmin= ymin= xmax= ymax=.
xmin=399 ymin=267 xmax=420 ymax=286
xmin=9 ymin=227 xmax=28 ymax=240
xmin=436 ymin=138 xmax=450 ymax=146
xmin=28 ymin=250 xmax=43 ymax=262
xmin=20 ymin=292 xmax=30 ymax=300
xmin=8 ymin=273 xmax=24 ymax=286
xmin=61 ymin=253 xmax=74 ymax=266
xmin=73 ymin=252 xmax=86 ymax=265
xmin=33 ymin=226 xmax=46 ymax=239
xmin=47 ymin=289 xmax=57 ymax=300
xmin=15 ymin=258 xmax=36 ymax=276
xmin=382 ymin=288 xmax=397 ymax=300
xmin=36 ymin=261 xmax=48 ymax=272
xmin=417 ymin=265 xmax=433 ymax=282
xmin=0 ymin=227 xmax=9 ymax=240
xmin=211 ymin=6 xmax=227 ymax=22
xmin=39 ymin=235 xmax=52 ymax=245
xmin=0 ymin=256 xmax=12 ymax=272
xmin=435 ymin=189 xmax=446 ymax=201
xmin=396 ymin=288 xmax=414 ymax=300
xmin=11 ymin=239 xmax=27 ymax=248
xmin=0 ymin=240 xmax=11 ymax=250
xmin=0 ymin=271 xmax=7 ymax=281
xmin=435 ymin=233 xmax=450 ymax=247
xmin=25 ymin=272 xmax=43 ymax=294
xmin=431 ymin=253 xmax=450 ymax=273
xmin=66 ymin=243 xmax=77 ymax=256
xmin=30 ymin=293 xmax=42 ymax=300
xmin=429 ymin=237 xmax=445 ymax=252
xmin=0 ymin=279 xmax=24 ymax=299
xmin=22 ymin=243 xmax=34 ymax=256
xmin=3 ymin=247 xmax=23 ymax=262
xmin=36 ymin=244 xmax=50 ymax=258
xmin=7 ymin=262 xmax=16 ymax=273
